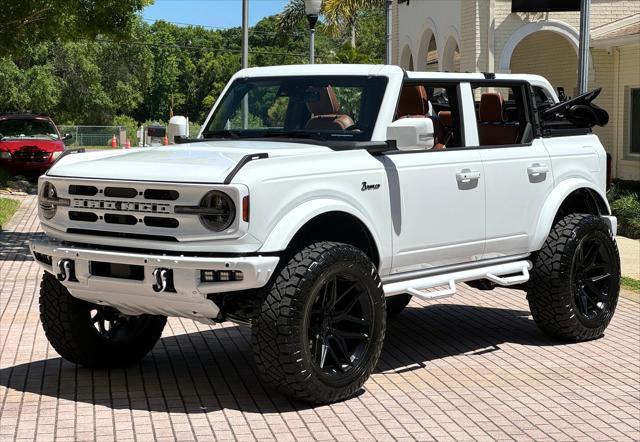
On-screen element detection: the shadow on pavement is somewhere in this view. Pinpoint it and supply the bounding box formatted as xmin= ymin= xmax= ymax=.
xmin=0 ymin=303 xmax=566 ymax=414
xmin=0 ymin=231 xmax=44 ymax=262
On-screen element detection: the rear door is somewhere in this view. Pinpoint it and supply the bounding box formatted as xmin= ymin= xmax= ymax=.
xmin=469 ymin=81 xmax=554 ymax=257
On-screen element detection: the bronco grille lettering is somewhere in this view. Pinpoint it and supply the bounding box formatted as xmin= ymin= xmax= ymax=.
xmin=72 ymin=199 xmax=171 ymax=214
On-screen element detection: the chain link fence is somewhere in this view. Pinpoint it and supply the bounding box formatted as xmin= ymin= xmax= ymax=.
xmin=58 ymin=125 xmax=126 ymax=148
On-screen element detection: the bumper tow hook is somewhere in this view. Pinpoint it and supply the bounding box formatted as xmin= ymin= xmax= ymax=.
xmin=57 ymin=259 xmax=74 ymax=282
xmin=152 ymin=268 xmax=169 ymax=293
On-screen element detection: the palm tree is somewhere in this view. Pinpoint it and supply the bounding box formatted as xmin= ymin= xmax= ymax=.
xmin=277 ymin=0 xmax=382 ymax=48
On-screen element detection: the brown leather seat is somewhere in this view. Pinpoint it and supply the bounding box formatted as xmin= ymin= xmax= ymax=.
xmin=395 ymin=85 xmax=449 ymax=149
xmin=477 ymin=92 xmax=519 ymax=146
xmin=438 ymin=111 xmax=452 ymax=130
xmin=305 ymin=86 xmax=354 ymax=131
xmin=396 ymin=85 xmax=429 ymax=119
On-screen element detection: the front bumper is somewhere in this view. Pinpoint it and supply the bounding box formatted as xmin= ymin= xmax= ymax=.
xmin=30 ymin=238 xmax=279 ymax=324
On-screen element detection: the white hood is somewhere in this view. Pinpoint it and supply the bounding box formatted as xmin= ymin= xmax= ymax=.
xmin=47 ymin=141 xmax=331 ymax=183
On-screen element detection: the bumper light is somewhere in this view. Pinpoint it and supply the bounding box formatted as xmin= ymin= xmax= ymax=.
xmin=0 ymin=151 xmax=11 ymax=160
xmin=200 ymin=270 xmax=244 ymax=283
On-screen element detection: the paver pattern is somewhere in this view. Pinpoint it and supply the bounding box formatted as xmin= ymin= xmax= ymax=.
xmin=1 ymin=196 xmax=639 ymax=441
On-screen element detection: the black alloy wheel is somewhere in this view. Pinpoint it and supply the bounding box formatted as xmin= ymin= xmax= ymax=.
xmin=572 ymin=234 xmax=617 ymax=325
xmin=307 ymin=272 xmax=374 ymax=379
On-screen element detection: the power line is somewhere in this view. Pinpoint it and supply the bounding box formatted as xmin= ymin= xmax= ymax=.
xmin=141 ymin=17 xmax=309 ymax=39
xmin=94 ymin=37 xmax=317 ymax=60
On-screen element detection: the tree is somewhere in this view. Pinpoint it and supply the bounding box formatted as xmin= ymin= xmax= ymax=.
xmin=278 ymin=0 xmax=382 ymax=48
xmin=0 ymin=0 xmax=152 ymax=57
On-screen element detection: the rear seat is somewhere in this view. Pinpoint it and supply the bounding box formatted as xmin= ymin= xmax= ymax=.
xmin=477 ymin=92 xmax=519 ymax=146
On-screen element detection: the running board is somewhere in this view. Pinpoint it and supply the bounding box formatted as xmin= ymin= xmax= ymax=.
xmin=383 ymin=260 xmax=532 ymax=301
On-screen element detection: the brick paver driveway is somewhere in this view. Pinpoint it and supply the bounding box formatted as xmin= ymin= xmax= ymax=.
xmin=1 ymin=196 xmax=639 ymax=441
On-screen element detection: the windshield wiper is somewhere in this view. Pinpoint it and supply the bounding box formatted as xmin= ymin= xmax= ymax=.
xmin=257 ymin=130 xmax=327 ymax=141
xmin=201 ymin=129 xmax=241 ymax=139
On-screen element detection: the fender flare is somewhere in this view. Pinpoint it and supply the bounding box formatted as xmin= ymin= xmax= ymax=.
xmin=531 ymin=178 xmax=610 ymax=251
xmin=258 ymin=198 xmax=387 ymax=268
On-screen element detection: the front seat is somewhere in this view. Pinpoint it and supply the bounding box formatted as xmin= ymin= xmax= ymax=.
xmin=477 ymin=92 xmax=519 ymax=146
xmin=305 ymin=86 xmax=354 ymax=131
xmin=396 ymin=85 xmax=448 ymax=149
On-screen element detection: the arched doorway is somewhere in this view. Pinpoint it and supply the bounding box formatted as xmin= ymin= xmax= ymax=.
xmin=418 ymin=30 xmax=439 ymax=72
xmin=442 ymin=36 xmax=461 ymax=72
xmin=510 ymin=30 xmax=578 ymax=96
xmin=400 ymin=45 xmax=414 ymax=70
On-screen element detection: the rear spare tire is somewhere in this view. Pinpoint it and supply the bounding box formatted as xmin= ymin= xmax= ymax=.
xmin=527 ymin=214 xmax=620 ymax=341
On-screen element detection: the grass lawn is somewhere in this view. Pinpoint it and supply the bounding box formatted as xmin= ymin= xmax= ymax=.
xmin=622 ymin=276 xmax=640 ymax=294
xmin=0 ymin=198 xmax=20 ymax=230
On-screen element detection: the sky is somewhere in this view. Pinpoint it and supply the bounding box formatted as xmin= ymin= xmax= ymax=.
xmin=143 ymin=0 xmax=290 ymax=29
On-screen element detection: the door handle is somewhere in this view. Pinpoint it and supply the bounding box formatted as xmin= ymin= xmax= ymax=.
xmin=456 ymin=169 xmax=481 ymax=183
xmin=527 ymin=163 xmax=549 ymax=176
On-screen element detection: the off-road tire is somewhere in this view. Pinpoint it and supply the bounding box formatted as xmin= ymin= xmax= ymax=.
xmin=252 ymin=242 xmax=386 ymax=404
xmin=39 ymin=272 xmax=167 ymax=367
xmin=527 ymin=214 xmax=620 ymax=341
xmin=385 ymin=294 xmax=412 ymax=319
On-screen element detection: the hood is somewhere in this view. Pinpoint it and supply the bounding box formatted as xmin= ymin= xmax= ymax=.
xmin=0 ymin=138 xmax=64 ymax=153
xmin=47 ymin=140 xmax=332 ymax=183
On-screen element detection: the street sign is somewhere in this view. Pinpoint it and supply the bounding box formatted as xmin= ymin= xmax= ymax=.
xmin=511 ymin=0 xmax=581 ymax=12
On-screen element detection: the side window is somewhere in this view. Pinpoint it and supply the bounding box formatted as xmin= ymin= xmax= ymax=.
xmin=395 ymin=82 xmax=463 ymax=149
xmin=472 ymin=83 xmax=534 ymax=147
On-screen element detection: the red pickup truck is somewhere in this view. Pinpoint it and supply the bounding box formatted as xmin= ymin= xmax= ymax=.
xmin=0 ymin=113 xmax=71 ymax=176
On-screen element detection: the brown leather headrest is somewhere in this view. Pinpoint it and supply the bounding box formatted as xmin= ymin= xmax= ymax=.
xmin=397 ymin=85 xmax=429 ymax=118
xmin=306 ymin=86 xmax=340 ymax=115
xmin=438 ymin=111 xmax=452 ymax=128
xmin=479 ymin=92 xmax=505 ymax=122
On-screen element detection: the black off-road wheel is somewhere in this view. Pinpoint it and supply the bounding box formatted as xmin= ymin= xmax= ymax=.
xmin=385 ymin=294 xmax=412 ymax=319
xmin=39 ymin=272 xmax=167 ymax=367
xmin=252 ymin=242 xmax=386 ymax=404
xmin=527 ymin=214 xmax=620 ymax=341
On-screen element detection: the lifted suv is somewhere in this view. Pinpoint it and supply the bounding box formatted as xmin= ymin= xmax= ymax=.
xmin=30 ymin=65 xmax=620 ymax=404
xmin=0 ymin=113 xmax=70 ymax=176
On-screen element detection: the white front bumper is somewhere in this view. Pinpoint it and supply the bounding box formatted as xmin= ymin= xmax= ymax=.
xmin=30 ymin=239 xmax=279 ymax=324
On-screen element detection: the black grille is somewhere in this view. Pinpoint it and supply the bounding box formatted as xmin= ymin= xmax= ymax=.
xmin=104 ymin=187 xmax=138 ymax=198
xmin=144 ymin=189 xmax=179 ymax=201
xmin=69 ymin=211 xmax=98 ymax=222
xmin=104 ymin=214 xmax=137 ymax=225
xmin=69 ymin=185 xmax=98 ymax=196
xmin=13 ymin=149 xmax=50 ymax=162
xmin=144 ymin=216 xmax=179 ymax=228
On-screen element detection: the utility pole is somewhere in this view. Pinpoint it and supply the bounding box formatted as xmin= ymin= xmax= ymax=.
xmin=577 ymin=0 xmax=591 ymax=94
xmin=385 ymin=0 xmax=393 ymax=64
xmin=241 ymin=0 xmax=249 ymax=128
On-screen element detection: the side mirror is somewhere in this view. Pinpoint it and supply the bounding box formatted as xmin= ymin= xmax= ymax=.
xmin=386 ymin=118 xmax=434 ymax=151
xmin=62 ymin=133 xmax=73 ymax=142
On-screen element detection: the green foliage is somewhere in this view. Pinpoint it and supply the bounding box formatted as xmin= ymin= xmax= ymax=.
xmin=608 ymin=184 xmax=640 ymax=239
xmin=0 ymin=0 xmax=152 ymax=57
xmin=621 ymin=276 xmax=640 ymax=294
xmin=0 ymin=198 xmax=20 ymax=230
xmin=113 ymin=115 xmax=139 ymax=146
xmin=1 ymin=7 xmax=383 ymax=129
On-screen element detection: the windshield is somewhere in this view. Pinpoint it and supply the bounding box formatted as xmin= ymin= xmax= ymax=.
xmin=0 ymin=118 xmax=59 ymax=140
xmin=203 ymin=76 xmax=388 ymax=142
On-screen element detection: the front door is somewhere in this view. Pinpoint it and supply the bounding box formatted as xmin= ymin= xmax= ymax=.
xmin=384 ymin=149 xmax=486 ymax=273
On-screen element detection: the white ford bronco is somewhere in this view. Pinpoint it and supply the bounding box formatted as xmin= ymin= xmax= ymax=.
xmin=31 ymin=65 xmax=620 ymax=404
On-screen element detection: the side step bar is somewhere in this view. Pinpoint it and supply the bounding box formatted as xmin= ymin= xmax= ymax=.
xmin=383 ymin=260 xmax=532 ymax=301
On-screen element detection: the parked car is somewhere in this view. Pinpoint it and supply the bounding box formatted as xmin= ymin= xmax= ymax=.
xmin=0 ymin=113 xmax=70 ymax=176
xmin=30 ymin=65 xmax=620 ymax=404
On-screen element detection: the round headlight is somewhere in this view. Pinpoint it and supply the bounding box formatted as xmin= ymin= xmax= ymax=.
xmin=39 ymin=181 xmax=57 ymax=219
xmin=199 ymin=191 xmax=235 ymax=232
